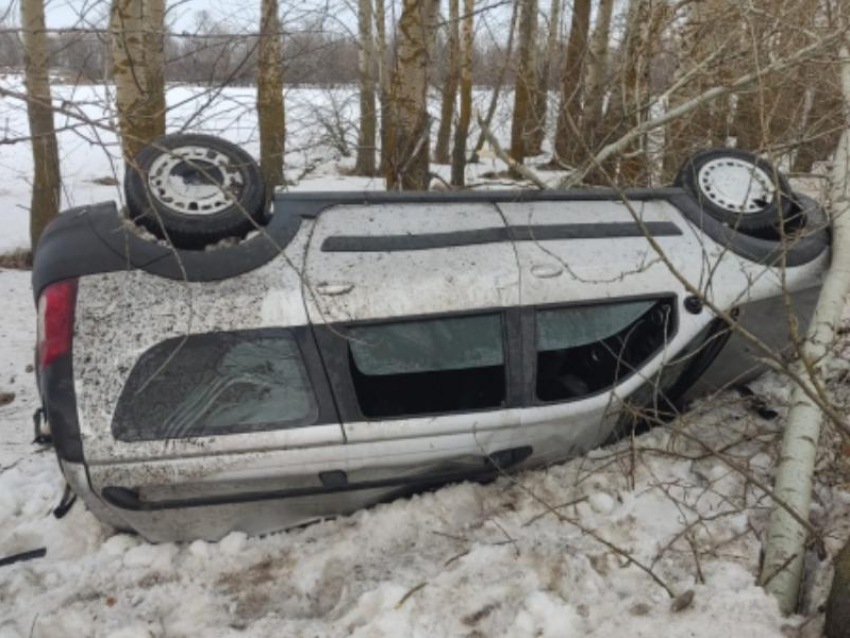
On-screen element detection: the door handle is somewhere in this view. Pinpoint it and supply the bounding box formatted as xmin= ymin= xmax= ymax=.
xmin=530 ymin=263 xmax=563 ymax=279
xmin=316 ymin=282 xmax=354 ymax=296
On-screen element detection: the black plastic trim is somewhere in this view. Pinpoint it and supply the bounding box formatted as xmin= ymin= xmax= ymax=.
xmin=32 ymin=199 xmax=303 ymax=300
xmin=41 ymin=353 xmax=84 ymax=463
xmin=321 ymin=222 xmax=682 ymax=252
xmin=668 ymin=191 xmax=828 ymax=267
xmin=101 ymin=447 xmax=532 ymax=511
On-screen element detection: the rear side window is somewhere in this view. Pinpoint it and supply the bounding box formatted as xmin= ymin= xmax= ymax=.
xmin=113 ymin=329 xmax=318 ymax=441
xmin=536 ymin=298 xmax=675 ymax=402
xmin=348 ymin=314 xmax=506 ymax=418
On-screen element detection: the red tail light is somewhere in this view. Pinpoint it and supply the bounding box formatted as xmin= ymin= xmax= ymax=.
xmin=37 ymin=279 xmax=78 ymax=368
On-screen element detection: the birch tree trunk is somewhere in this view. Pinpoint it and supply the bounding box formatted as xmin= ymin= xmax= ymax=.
xmin=21 ymin=0 xmax=61 ymax=249
xmin=552 ymin=0 xmax=590 ymax=165
xmin=144 ymin=0 xmax=165 ymax=137
xmin=470 ymin=0 xmax=518 ymax=163
xmin=384 ymin=0 xmax=440 ymax=190
xmin=111 ymin=0 xmax=152 ymax=161
xmin=760 ymin=37 xmax=850 ymax=615
xmin=434 ymin=0 xmax=460 ymax=164
xmin=354 ymin=0 xmax=378 ymax=175
xmin=528 ymin=0 xmax=561 ymax=155
xmin=450 ymin=0 xmax=474 ymax=186
xmin=663 ymin=0 xmax=731 ymax=178
xmin=792 ymin=69 xmax=844 ymax=172
xmin=257 ymin=0 xmax=285 ymax=191
xmin=375 ymin=0 xmax=390 ymax=173
xmin=581 ymin=0 xmax=614 ymax=151
xmin=509 ymin=0 xmax=539 ymax=168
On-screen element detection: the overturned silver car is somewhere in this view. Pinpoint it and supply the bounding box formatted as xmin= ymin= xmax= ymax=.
xmin=33 ymin=140 xmax=830 ymax=541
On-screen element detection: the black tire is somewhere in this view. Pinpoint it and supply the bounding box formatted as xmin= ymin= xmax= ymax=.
xmin=124 ymin=134 xmax=267 ymax=249
xmin=674 ymin=148 xmax=795 ymax=237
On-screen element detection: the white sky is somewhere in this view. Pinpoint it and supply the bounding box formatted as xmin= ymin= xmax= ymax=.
xmin=3 ymin=0 xmax=526 ymax=36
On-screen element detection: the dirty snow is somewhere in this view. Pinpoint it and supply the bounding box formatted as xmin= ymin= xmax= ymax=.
xmin=2 ymin=77 xmax=850 ymax=637
xmin=3 ymin=264 xmax=850 ymax=637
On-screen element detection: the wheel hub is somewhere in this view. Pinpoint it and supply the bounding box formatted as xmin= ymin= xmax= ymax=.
xmin=147 ymin=145 xmax=244 ymax=215
xmin=696 ymin=157 xmax=775 ymax=214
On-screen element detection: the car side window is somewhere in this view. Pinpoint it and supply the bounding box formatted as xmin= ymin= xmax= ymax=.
xmin=347 ymin=313 xmax=506 ymax=418
xmin=113 ymin=329 xmax=319 ymax=441
xmin=535 ymin=298 xmax=675 ymax=402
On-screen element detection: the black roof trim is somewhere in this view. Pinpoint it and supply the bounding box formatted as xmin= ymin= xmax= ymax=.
xmin=322 ymin=221 xmax=683 ymax=252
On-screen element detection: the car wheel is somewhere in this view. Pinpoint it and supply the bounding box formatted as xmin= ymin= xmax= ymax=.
xmin=674 ymin=148 xmax=795 ymax=236
xmin=124 ymin=134 xmax=267 ymax=249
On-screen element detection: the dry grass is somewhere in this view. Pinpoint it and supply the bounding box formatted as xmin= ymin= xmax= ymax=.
xmin=0 ymin=248 xmax=33 ymax=270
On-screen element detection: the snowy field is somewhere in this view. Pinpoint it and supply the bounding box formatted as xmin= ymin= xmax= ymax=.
xmin=1 ymin=77 xmax=849 ymax=637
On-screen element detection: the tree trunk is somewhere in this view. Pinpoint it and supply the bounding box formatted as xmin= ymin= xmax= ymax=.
xmin=509 ymin=0 xmax=539 ymax=168
xmin=384 ymin=0 xmax=440 ymax=190
xmin=434 ymin=0 xmax=460 ymax=164
xmin=354 ymin=0 xmax=378 ymax=175
xmin=257 ymin=0 xmax=285 ymax=192
xmin=21 ymin=0 xmax=61 ymax=249
xmin=375 ymin=0 xmax=390 ymax=173
xmin=470 ymin=0 xmax=519 ymax=163
xmin=552 ymin=0 xmax=591 ymax=165
xmin=663 ymin=0 xmax=731 ymax=179
xmin=792 ymin=69 xmax=844 ymax=172
xmin=581 ymin=0 xmax=614 ymax=152
xmin=111 ymin=0 xmax=153 ymax=161
xmin=594 ymin=0 xmax=656 ymax=186
xmin=450 ymin=0 xmax=474 ymax=186
xmin=760 ymin=36 xmax=850 ymax=615
xmin=826 ymin=537 xmax=850 ymax=638
xmin=144 ymin=0 xmax=165 ymax=137
xmin=528 ymin=0 xmax=561 ymax=156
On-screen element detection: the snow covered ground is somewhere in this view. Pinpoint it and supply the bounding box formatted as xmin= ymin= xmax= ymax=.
xmin=1 ymin=77 xmax=849 ymax=637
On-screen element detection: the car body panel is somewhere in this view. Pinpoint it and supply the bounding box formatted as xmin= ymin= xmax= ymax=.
xmin=35 ymin=189 xmax=830 ymax=541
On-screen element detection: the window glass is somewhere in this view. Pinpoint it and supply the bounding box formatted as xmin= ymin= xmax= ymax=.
xmin=348 ymin=314 xmax=506 ymax=418
xmin=537 ymin=301 xmax=654 ymax=351
xmin=349 ymin=315 xmax=504 ymax=375
xmin=536 ymin=299 xmax=674 ymax=402
xmin=113 ymin=330 xmax=318 ymax=441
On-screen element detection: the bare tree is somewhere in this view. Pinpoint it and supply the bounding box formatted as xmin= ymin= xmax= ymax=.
xmin=354 ymin=0 xmax=378 ymax=175
xmin=434 ymin=0 xmax=460 ymax=165
xmin=257 ymin=0 xmax=285 ymax=191
xmin=793 ymin=60 xmax=844 ymax=172
xmin=552 ymin=0 xmax=590 ymax=166
xmin=470 ymin=0 xmax=519 ymax=163
xmin=384 ymin=0 xmax=440 ymax=190
xmin=21 ymin=0 xmax=61 ymax=249
xmin=144 ymin=0 xmax=166 ymax=136
xmin=111 ymin=0 xmax=153 ymax=160
xmin=450 ymin=0 xmax=474 ymax=186
xmin=509 ymin=0 xmax=538 ymax=168
xmin=528 ymin=0 xmax=561 ymax=156
xmin=375 ymin=0 xmax=391 ymax=173
xmin=581 ymin=0 xmax=614 ymax=152
xmin=760 ymin=32 xmax=850 ymax=618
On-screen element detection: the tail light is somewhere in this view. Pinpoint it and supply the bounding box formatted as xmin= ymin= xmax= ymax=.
xmin=37 ymin=279 xmax=78 ymax=369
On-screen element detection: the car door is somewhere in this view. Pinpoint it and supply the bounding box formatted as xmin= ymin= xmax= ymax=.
xmin=303 ymin=200 xmax=530 ymax=478
xmin=80 ymin=226 xmax=349 ymax=540
xmin=499 ymin=197 xmax=721 ymax=460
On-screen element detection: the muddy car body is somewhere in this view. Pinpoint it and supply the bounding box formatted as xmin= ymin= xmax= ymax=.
xmin=33 ymin=185 xmax=829 ymax=542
